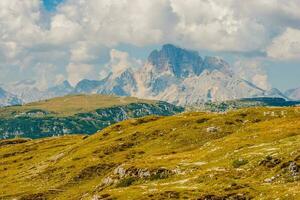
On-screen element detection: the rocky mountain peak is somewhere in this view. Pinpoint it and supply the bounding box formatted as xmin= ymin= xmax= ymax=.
xmin=62 ymin=80 xmax=72 ymax=88
xmin=202 ymin=56 xmax=233 ymax=76
xmin=48 ymin=80 xmax=74 ymax=96
xmin=74 ymin=79 xmax=105 ymax=94
xmin=147 ymin=44 xmax=203 ymax=78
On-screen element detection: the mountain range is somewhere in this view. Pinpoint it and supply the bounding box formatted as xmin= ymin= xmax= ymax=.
xmin=285 ymin=87 xmax=300 ymax=100
xmin=0 ymin=87 xmax=22 ymax=107
xmin=0 ymin=44 xmax=297 ymax=106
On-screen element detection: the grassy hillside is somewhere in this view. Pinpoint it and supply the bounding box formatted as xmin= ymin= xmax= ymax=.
xmin=0 ymin=94 xmax=183 ymax=139
xmin=0 ymin=94 xmax=156 ymax=117
xmin=1 ymin=107 xmax=300 ymax=199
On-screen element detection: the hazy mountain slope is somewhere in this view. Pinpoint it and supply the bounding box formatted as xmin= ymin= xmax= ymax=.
xmin=1 ymin=44 xmax=287 ymax=106
xmin=0 ymin=94 xmax=183 ymax=139
xmin=47 ymin=80 xmax=74 ymax=97
xmin=4 ymin=80 xmax=48 ymax=103
xmin=92 ymin=44 xmax=280 ymax=105
xmin=1 ymin=107 xmax=300 ymax=199
xmin=0 ymin=87 xmax=22 ymax=107
xmin=285 ymin=87 xmax=300 ymax=100
xmin=3 ymin=80 xmax=74 ymax=104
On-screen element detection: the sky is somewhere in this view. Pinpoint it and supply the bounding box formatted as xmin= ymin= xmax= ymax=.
xmin=0 ymin=0 xmax=299 ymax=91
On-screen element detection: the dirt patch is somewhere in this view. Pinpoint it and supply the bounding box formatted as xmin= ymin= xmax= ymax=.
xmin=197 ymin=193 xmax=252 ymax=200
xmin=19 ymin=193 xmax=48 ymax=200
xmin=0 ymin=138 xmax=31 ymax=147
xmin=259 ymin=156 xmax=281 ymax=168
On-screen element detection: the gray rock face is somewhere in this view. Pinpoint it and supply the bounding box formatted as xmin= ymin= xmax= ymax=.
xmin=48 ymin=80 xmax=73 ymax=96
xmin=148 ymin=44 xmax=203 ymax=78
xmin=74 ymin=79 xmax=105 ymax=94
xmin=97 ymin=68 xmax=138 ymax=96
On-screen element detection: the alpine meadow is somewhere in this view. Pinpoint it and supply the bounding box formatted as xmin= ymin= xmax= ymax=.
xmin=1 ymin=0 xmax=300 ymax=200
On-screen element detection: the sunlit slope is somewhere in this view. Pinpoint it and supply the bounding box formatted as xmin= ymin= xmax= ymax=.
xmin=0 ymin=94 xmax=156 ymax=117
xmin=1 ymin=107 xmax=300 ymax=199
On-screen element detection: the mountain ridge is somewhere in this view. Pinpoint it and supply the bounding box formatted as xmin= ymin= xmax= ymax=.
xmin=285 ymin=87 xmax=300 ymax=100
xmin=0 ymin=87 xmax=22 ymax=107
xmin=1 ymin=44 xmax=288 ymax=106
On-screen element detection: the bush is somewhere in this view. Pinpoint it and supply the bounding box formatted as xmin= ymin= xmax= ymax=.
xmin=116 ymin=177 xmax=136 ymax=187
xmin=196 ymin=118 xmax=209 ymax=124
xmin=232 ymin=159 xmax=248 ymax=168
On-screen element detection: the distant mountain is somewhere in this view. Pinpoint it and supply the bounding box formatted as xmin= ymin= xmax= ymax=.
xmin=47 ymin=80 xmax=74 ymax=97
xmin=0 ymin=87 xmax=22 ymax=107
xmin=259 ymin=88 xmax=289 ymax=100
xmin=1 ymin=44 xmax=289 ymax=106
xmin=285 ymin=87 xmax=300 ymax=100
xmin=3 ymin=80 xmax=74 ymax=105
xmin=84 ymin=44 xmax=283 ymax=105
xmin=4 ymin=80 xmax=46 ymax=103
xmin=74 ymin=79 xmax=105 ymax=94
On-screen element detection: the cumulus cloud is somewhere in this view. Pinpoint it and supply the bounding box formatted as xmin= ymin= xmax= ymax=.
xmin=171 ymin=0 xmax=269 ymax=51
xmin=267 ymin=28 xmax=300 ymax=60
xmin=108 ymin=49 xmax=142 ymax=74
xmin=0 ymin=0 xmax=300 ymax=88
xmin=66 ymin=63 xmax=95 ymax=85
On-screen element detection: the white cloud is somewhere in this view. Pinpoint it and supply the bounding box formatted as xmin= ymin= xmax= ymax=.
xmin=54 ymin=74 xmax=66 ymax=85
xmin=0 ymin=0 xmax=300 ymax=88
xmin=34 ymin=63 xmax=59 ymax=90
xmin=108 ymin=49 xmax=142 ymax=74
xmin=267 ymin=28 xmax=300 ymax=60
xmin=66 ymin=63 xmax=95 ymax=85
xmin=47 ymin=14 xmax=82 ymax=45
xmin=170 ymin=0 xmax=268 ymax=51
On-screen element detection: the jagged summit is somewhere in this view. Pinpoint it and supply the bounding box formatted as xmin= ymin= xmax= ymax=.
xmin=148 ymin=44 xmax=203 ymax=78
xmin=48 ymin=80 xmax=74 ymax=96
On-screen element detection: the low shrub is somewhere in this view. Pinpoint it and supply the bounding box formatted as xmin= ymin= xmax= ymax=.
xmin=232 ymin=159 xmax=248 ymax=168
xmin=116 ymin=177 xmax=136 ymax=187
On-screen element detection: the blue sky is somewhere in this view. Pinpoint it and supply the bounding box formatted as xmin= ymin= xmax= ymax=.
xmin=42 ymin=0 xmax=64 ymax=11
xmin=0 ymin=0 xmax=299 ymax=91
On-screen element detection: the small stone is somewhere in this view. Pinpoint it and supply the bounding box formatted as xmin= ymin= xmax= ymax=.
xmin=206 ymin=127 xmax=218 ymax=133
